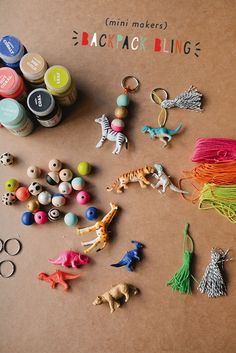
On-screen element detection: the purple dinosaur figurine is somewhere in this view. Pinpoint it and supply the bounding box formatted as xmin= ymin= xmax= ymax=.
xmin=49 ymin=250 xmax=90 ymax=268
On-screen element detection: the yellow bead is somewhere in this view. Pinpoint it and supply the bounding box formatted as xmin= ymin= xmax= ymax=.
xmin=114 ymin=107 xmax=128 ymax=119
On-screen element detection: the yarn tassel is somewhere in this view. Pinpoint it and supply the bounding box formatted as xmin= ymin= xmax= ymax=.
xmin=161 ymin=86 xmax=202 ymax=111
xmin=199 ymin=183 xmax=236 ymax=223
xmin=167 ymin=223 xmax=194 ymax=294
xmin=198 ymin=248 xmax=231 ymax=298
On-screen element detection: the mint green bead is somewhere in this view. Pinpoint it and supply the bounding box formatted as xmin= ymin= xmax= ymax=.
xmin=116 ymin=94 xmax=129 ymax=107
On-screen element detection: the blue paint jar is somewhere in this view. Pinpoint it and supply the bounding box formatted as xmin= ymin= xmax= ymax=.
xmin=0 ymin=35 xmax=27 ymax=69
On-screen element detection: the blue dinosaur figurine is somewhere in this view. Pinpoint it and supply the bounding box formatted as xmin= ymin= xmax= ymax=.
xmin=141 ymin=124 xmax=182 ymax=147
xmin=111 ymin=240 xmax=144 ymax=272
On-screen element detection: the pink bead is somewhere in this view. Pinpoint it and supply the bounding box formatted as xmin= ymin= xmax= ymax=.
xmin=111 ymin=118 xmax=125 ymax=132
xmin=15 ymin=186 xmax=30 ymax=202
xmin=34 ymin=211 xmax=48 ymax=224
xmin=76 ymin=191 xmax=90 ymax=205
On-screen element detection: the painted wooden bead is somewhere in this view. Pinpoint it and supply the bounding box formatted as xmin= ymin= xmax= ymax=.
xmin=85 ymin=207 xmax=98 ymax=221
xmin=15 ymin=186 xmax=30 ymax=202
xmin=114 ymin=106 xmax=128 ymax=119
xmin=5 ymin=178 xmax=19 ymax=192
xmin=1 ymin=192 xmax=16 ymax=206
xmin=0 ymin=152 xmax=14 ymax=166
xmin=116 ymin=94 xmax=129 ymax=107
xmin=21 ymin=211 xmax=34 ymax=226
xmin=27 ymin=165 xmax=41 ymax=179
xmin=48 ymin=159 xmax=62 ymax=172
xmin=34 ymin=211 xmax=48 ymax=224
xmin=38 ymin=191 xmax=52 ymax=205
xmin=64 ymin=212 xmax=78 ymax=226
xmin=58 ymin=181 xmax=72 ymax=195
xmin=77 ymin=161 xmax=91 ymax=176
xmin=76 ymin=191 xmax=90 ymax=205
xmin=71 ymin=177 xmax=85 ymax=191
xmin=48 ymin=208 xmax=62 ymax=222
xmin=46 ymin=171 xmax=60 ymax=185
xmin=28 ymin=181 xmax=43 ymax=196
xmin=27 ymin=199 xmax=40 ymax=213
xmin=59 ymin=168 xmax=73 ymax=182
xmin=52 ymin=193 xmax=66 ymax=207
xmin=111 ymin=118 xmax=125 ymax=132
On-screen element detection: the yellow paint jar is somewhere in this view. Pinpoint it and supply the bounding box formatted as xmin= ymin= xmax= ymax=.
xmin=44 ymin=65 xmax=77 ymax=106
xmin=20 ymin=53 xmax=48 ymax=88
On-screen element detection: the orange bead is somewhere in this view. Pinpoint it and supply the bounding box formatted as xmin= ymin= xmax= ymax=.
xmin=114 ymin=107 xmax=128 ymax=119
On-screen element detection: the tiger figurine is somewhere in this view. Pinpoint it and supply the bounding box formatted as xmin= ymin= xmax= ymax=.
xmin=106 ymin=165 xmax=154 ymax=193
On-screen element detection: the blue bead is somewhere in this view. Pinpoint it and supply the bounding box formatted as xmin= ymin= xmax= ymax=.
xmin=116 ymin=94 xmax=129 ymax=107
xmin=21 ymin=211 xmax=34 ymax=226
xmin=85 ymin=207 xmax=98 ymax=221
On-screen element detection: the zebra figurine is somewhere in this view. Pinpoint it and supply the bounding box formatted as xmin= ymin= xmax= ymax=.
xmin=95 ymin=114 xmax=128 ymax=155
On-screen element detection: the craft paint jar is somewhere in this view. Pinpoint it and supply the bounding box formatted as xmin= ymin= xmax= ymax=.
xmin=0 ymin=67 xmax=27 ymax=102
xmin=20 ymin=53 xmax=48 ymax=88
xmin=0 ymin=98 xmax=33 ymax=136
xmin=27 ymin=88 xmax=62 ymax=127
xmin=0 ymin=35 xmax=26 ymax=69
xmin=44 ymin=65 xmax=77 ymax=106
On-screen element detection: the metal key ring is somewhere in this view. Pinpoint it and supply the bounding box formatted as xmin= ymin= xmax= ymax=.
xmin=0 ymin=260 xmax=16 ymax=278
xmin=0 ymin=239 xmax=3 ymax=253
xmin=121 ymin=76 xmax=140 ymax=92
xmin=4 ymin=238 xmax=22 ymax=256
xmin=150 ymin=88 xmax=168 ymax=104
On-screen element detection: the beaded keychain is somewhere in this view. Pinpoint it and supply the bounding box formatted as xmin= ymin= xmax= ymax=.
xmin=95 ymin=76 xmax=140 ymax=155
xmin=141 ymin=86 xmax=203 ymax=147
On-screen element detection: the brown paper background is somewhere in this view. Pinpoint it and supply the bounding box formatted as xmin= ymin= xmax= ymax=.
xmin=0 ymin=1 xmax=236 ymax=352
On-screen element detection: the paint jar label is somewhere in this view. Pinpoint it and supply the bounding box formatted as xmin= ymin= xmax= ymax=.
xmin=27 ymin=89 xmax=54 ymax=116
xmin=55 ymin=85 xmax=77 ymax=106
xmin=7 ymin=117 xmax=34 ymax=137
xmin=36 ymin=107 xmax=62 ymax=127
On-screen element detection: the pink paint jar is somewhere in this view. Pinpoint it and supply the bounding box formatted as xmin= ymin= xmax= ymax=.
xmin=0 ymin=67 xmax=27 ymax=102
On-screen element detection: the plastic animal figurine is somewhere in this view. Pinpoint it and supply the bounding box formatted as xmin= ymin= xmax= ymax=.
xmin=37 ymin=270 xmax=80 ymax=290
xmin=111 ymin=240 xmax=144 ymax=271
xmin=141 ymin=124 xmax=182 ymax=147
xmin=106 ymin=165 xmax=154 ymax=193
xmin=93 ymin=283 xmax=139 ymax=313
xmin=77 ymin=202 xmax=118 ymax=253
xmin=151 ymin=163 xmax=188 ymax=194
xmin=48 ymin=250 xmax=90 ymax=268
xmin=95 ymin=114 xmax=128 ymax=154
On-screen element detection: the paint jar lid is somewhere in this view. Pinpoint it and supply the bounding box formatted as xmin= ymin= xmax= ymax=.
xmin=0 ymin=35 xmax=24 ymax=64
xmin=0 ymin=67 xmax=21 ymax=96
xmin=44 ymin=65 xmax=72 ymax=94
xmin=20 ymin=53 xmax=47 ymax=81
xmin=27 ymin=88 xmax=55 ymax=117
xmin=0 ymin=98 xmax=24 ymax=126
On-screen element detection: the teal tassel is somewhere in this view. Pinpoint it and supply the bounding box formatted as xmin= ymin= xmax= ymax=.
xmin=167 ymin=223 xmax=194 ymax=294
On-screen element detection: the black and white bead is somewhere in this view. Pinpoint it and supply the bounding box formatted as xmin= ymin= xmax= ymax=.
xmin=0 ymin=153 xmax=14 ymax=166
xmin=48 ymin=208 xmax=62 ymax=222
xmin=1 ymin=192 xmax=16 ymax=206
xmin=28 ymin=181 xmax=43 ymax=196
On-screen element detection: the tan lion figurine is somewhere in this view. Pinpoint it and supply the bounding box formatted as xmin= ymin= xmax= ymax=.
xmin=93 ymin=283 xmax=139 ymax=313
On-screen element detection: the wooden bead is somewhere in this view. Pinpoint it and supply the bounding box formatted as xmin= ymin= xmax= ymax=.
xmin=114 ymin=106 xmax=128 ymax=119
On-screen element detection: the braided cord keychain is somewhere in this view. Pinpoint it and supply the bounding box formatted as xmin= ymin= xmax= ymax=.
xmin=167 ymin=223 xmax=194 ymax=294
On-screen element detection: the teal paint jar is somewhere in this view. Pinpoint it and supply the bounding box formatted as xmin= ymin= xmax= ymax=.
xmin=0 ymin=98 xmax=33 ymax=136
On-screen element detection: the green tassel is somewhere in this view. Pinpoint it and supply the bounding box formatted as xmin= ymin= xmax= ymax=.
xmin=167 ymin=223 xmax=194 ymax=294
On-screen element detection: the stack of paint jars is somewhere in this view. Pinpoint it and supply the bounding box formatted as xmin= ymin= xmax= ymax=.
xmin=0 ymin=35 xmax=78 ymax=135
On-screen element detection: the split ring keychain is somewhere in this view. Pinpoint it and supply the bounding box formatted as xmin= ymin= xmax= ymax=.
xmin=141 ymin=86 xmax=203 ymax=147
xmin=0 ymin=238 xmax=22 ymax=278
xmin=95 ymin=75 xmax=140 ymax=155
